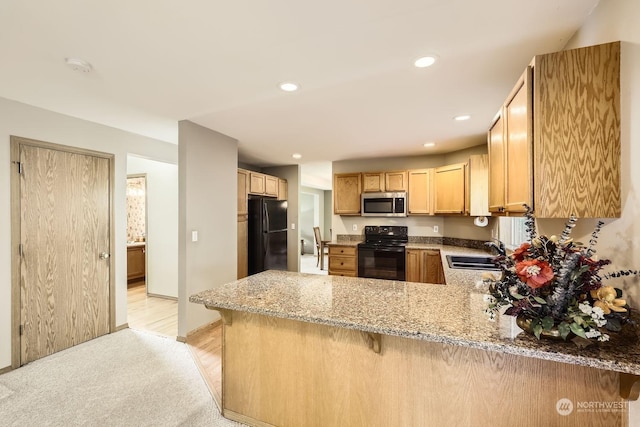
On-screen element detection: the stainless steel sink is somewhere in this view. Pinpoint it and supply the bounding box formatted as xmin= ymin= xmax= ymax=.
xmin=445 ymin=255 xmax=499 ymax=271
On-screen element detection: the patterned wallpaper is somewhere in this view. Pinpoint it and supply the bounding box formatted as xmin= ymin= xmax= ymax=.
xmin=127 ymin=177 xmax=146 ymax=241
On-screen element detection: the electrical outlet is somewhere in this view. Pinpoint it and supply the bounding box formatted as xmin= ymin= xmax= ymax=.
xmin=291 ymin=223 xmax=296 ymax=230
xmin=433 ymin=225 xmax=439 ymax=233
xmin=352 ymin=224 xmax=358 ymax=231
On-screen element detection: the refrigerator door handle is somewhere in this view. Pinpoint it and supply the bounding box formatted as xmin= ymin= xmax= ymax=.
xmin=263 ymin=201 xmax=269 ymax=233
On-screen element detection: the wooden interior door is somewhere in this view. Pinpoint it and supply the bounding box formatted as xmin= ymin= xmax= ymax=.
xmin=18 ymin=142 xmax=111 ymax=364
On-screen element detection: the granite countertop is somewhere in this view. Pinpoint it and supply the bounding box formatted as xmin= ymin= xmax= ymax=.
xmin=190 ymin=270 xmax=640 ymax=375
xmin=325 ymin=241 xmax=361 ymax=247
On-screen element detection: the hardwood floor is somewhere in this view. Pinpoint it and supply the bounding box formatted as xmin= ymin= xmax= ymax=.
xmin=127 ymin=281 xmax=178 ymax=337
xmin=187 ymin=322 xmax=223 ymax=408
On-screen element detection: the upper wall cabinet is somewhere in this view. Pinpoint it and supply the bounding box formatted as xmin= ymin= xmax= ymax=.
xmin=237 ymin=169 xmax=249 ymax=216
xmin=408 ymin=169 xmax=434 ymax=215
xmin=433 ymin=163 xmax=467 ymax=214
xmin=362 ymin=171 xmax=408 ymax=193
xmin=248 ymin=171 xmax=282 ymax=198
xmin=334 ymin=173 xmax=362 ymax=215
xmin=488 ymin=67 xmax=533 ymax=215
xmin=488 ymin=41 xmax=621 ymax=218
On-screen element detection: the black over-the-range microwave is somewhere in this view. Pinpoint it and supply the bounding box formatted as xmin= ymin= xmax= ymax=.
xmin=361 ymin=192 xmax=407 ymax=217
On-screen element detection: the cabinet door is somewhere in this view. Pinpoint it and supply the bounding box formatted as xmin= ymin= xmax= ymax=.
xmin=249 ymin=172 xmax=265 ymax=195
xmin=277 ymin=179 xmax=288 ymax=201
xmin=265 ymin=175 xmax=278 ymax=197
xmin=533 ymin=42 xmax=620 ymax=218
xmin=434 ymin=163 xmax=467 ymax=214
xmin=385 ymin=171 xmax=408 ymax=192
xmin=468 ymin=155 xmax=489 ymax=217
xmin=362 ymin=172 xmax=385 ymax=193
xmin=425 ymin=250 xmax=444 ymax=285
xmin=237 ymin=169 xmax=249 ymax=216
xmin=408 ymin=169 xmax=433 ymax=215
xmin=237 ymin=217 xmax=248 ymax=279
xmin=127 ymin=246 xmax=146 ymax=281
xmin=333 ymin=173 xmax=362 ymax=215
xmin=504 ymin=67 xmax=533 ymax=213
xmin=488 ymin=112 xmax=506 ymax=213
xmin=405 ymin=249 xmax=423 ymax=282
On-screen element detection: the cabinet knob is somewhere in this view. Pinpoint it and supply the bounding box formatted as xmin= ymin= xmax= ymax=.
xmin=99 ymin=252 xmax=110 ymax=260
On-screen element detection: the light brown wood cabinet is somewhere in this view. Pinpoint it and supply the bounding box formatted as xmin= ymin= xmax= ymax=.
xmin=237 ymin=169 xmax=249 ymax=216
xmin=406 ymin=249 xmax=444 ymax=284
xmin=407 ymin=169 xmax=434 ymax=215
xmin=488 ymin=42 xmax=620 ymax=218
xmin=237 ymin=218 xmax=248 ymax=279
xmin=249 ymin=172 xmax=265 ymax=195
xmin=433 ymin=163 xmax=467 ymax=214
xmin=362 ymin=171 xmax=408 ymax=193
xmin=488 ymin=68 xmax=533 ymax=215
xmin=264 ymin=175 xmax=278 ymax=197
xmin=333 ymin=173 xmax=362 ymax=215
xmin=127 ymin=245 xmax=146 ymax=282
xmin=248 ymin=171 xmax=283 ymax=198
xmin=468 ymin=155 xmax=490 ymax=217
xmin=277 ymin=179 xmax=288 ymax=201
xmin=328 ymin=245 xmax=358 ymax=276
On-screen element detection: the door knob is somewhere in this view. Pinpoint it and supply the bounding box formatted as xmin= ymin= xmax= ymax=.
xmin=99 ymin=252 xmax=110 ymax=260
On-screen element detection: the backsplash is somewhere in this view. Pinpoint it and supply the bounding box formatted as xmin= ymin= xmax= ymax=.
xmin=127 ymin=176 xmax=146 ymax=241
xmin=336 ymin=233 xmax=491 ymax=251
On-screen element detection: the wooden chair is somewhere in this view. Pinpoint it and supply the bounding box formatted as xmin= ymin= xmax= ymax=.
xmin=313 ymin=227 xmax=330 ymax=269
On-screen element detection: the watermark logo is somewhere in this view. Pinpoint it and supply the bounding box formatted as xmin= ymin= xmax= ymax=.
xmin=556 ymin=398 xmax=574 ymax=416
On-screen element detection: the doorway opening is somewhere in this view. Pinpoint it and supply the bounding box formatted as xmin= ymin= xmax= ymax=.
xmin=126 ymin=166 xmax=178 ymax=338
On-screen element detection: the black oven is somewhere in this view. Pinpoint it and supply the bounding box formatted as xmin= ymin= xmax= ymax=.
xmin=357 ymin=226 xmax=408 ymax=281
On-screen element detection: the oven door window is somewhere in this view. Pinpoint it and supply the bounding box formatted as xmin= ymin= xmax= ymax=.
xmin=363 ymin=198 xmax=393 ymax=214
xmin=358 ymin=247 xmax=406 ymax=281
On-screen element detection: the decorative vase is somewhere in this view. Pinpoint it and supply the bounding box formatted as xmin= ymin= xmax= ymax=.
xmin=515 ymin=315 xmax=569 ymax=341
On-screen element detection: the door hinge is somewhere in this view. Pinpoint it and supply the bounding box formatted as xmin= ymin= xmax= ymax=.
xmin=19 ymin=325 xmax=23 ymax=336
xmin=18 ymin=243 xmax=23 ymax=257
xmin=12 ymin=161 xmax=23 ymax=174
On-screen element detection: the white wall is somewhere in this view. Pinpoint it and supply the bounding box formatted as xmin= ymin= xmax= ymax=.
xmin=0 ymin=97 xmax=177 ymax=369
xmin=177 ymin=121 xmax=237 ymax=337
xmin=127 ymin=155 xmax=178 ymax=298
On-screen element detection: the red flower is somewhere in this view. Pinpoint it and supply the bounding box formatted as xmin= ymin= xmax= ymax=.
xmin=512 ymin=243 xmax=531 ymax=262
xmin=515 ymin=259 xmax=554 ymax=289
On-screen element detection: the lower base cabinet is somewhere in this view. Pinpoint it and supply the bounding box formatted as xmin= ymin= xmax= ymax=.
xmin=127 ymin=245 xmax=146 ymax=282
xmin=328 ymin=245 xmax=358 ymax=276
xmin=406 ymin=249 xmax=445 ymax=284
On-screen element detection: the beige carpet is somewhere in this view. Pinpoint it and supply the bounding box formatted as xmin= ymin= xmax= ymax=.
xmin=0 ymin=329 xmax=244 ymax=427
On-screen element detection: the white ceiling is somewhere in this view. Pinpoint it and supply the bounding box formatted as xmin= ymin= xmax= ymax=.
xmin=0 ymin=0 xmax=599 ymax=189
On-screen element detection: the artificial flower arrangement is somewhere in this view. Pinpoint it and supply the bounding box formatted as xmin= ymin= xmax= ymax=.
xmin=484 ymin=206 xmax=637 ymax=344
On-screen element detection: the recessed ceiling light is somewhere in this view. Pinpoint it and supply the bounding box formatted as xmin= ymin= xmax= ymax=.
xmin=423 ymin=142 xmax=436 ymax=148
xmin=292 ymin=153 xmax=302 ymax=159
xmin=65 ymin=57 xmax=92 ymax=73
xmin=414 ymin=56 xmax=438 ymax=68
xmin=280 ymin=82 xmax=299 ymax=92
xmin=454 ymin=115 xmax=471 ymax=121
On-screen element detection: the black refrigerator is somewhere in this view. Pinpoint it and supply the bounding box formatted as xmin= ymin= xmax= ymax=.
xmin=248 ymin=198 xmax=288 ymax=275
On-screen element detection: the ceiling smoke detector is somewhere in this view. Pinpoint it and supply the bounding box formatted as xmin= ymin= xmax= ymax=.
xmin=65 ymin=58 xmax=93 ymax=73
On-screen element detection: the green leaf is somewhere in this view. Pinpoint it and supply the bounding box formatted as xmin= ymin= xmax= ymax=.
xmin=533 ymin=323 xmax=543 ymax=339
xmin=570 ymin=322 xmax=587 ymax=339
xmin=533 ymin=296 xmax=547 ymax=305
xmin=512 ymin=293 xmax=525 ymax=300
xmin=541 ymin=316 xmax=555 ymax=330
xmin=558 ymin=322 xmax=571 ymax=340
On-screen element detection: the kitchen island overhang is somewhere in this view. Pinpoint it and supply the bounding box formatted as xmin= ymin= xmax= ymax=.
xmin=190 ymin=270 xmax=640 ymax=426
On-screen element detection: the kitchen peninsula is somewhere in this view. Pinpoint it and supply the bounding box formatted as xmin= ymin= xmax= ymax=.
xmin=190 ymin=263 xmax=640 ymax=426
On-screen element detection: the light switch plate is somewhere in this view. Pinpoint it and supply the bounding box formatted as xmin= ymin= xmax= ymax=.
xmin=191 ymin=230 xmax=198 ymax=242
xmin=291 ymin=223 xmax=296 ymax=230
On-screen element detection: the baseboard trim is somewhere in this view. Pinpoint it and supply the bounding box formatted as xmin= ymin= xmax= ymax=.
xmin=0 ymin=365 xmax=13 ymax=375
xmin=114 ymin=323 xmax=129 ymax=332
xmin=186 ymin=319 xmax=222 ymax=339
xmin=147 ymin=292 xmax=178 ymax=301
